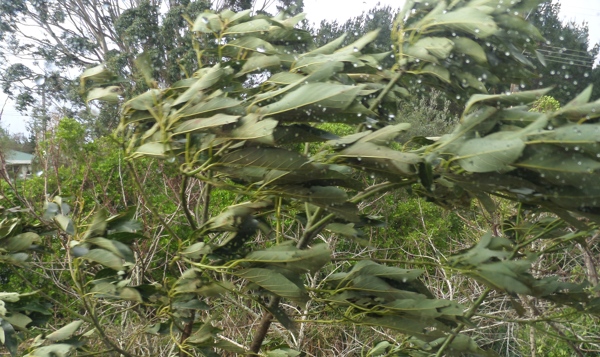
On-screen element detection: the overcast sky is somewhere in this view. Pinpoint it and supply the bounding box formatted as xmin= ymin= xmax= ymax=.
xmin=2 ymin=0 xmax=599 ymax=135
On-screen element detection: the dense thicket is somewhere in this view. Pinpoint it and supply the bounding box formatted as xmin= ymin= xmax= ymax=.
xmin=1 ymin=1 xmax=600 ymax=357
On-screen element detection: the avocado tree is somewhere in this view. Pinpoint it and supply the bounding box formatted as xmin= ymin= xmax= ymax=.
xmin=2 ymin=0 xmax=600 ymax=356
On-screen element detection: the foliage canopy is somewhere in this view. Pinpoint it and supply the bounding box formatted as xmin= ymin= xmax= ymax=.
xmin=2 ymin=0 xmax=600 ymax=356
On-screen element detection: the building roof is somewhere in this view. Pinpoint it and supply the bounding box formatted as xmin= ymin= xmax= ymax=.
xmin=4 ymin=150 xmax=34 ymax=165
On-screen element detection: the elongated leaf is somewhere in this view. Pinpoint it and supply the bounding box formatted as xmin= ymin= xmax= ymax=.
xmin=123 ymin=89 xmax=161 ymax=111
xmin=273 ymin=124 xmax=338 ymax=143
xmin=206 ymin=201 xmax=271 ymax=231
xmin=174 ymin=114 xmax=240 ymax=134
xmin=223 ymin=19 xmax=270 ymax=35
xmin=226 ymin=114 xmax=277 ymax=144
xmin=238 ymin=268 xmax=308 ymax=303
xmin=217 ymin=147 xmax=308 ymax=171
xmin=86 ymin=86 xmax=121 ymax=103
xmin=292 ymin=53 xmax=355 ymax=74
xmin=179 ymin=97 xmax=242 ymax=118
xmin=514 ymin=144 xmax=600 ymax=187
xmin=82 ymin=248 xmax=125 ymax=271
xmin=131 ymin=142 xmax=167 ymax=158
xmin=173 ymin=65 xmax=229 ymax=106
xmin=263 ymin=302 xmax=297 ymax=334
xmin=361 ymin=315 xmax=440 ymax=338
xmin=257 ymin=83 xmax=363 ymax=116
xmin=413 ymin=37 xmax=454 ymax=59
xmin=193 ymin=13 xmax=222 ymax=33
xmin=495 ymin=14 xmax=544 ymax=41
xmin=382 ymin=299 xmax=464 ymax=317
xmin=357 ymin=123 xmax=411 ymax=145
xmin=46 ymin=320 xmax=83 ymax=342
xmin=456 ymin=136 xmax=525 ymax=172
xmin=2 ymin=312 xmax=31 ymax=330
xmin=335 ymin=30 xmax=380 ymax=54
xmin=86 ymin=237 xmax=134 ymax=263
xmin=2 ymin=232 xmax=39 ymax=252
xmin=55 ymin=214 xmax=75 ymax=235
xmin=536 ymin=124 xmax=600 ymax=156
xmin=225 ymin=37 xmax=277 ymax=55
xmin=417 ymin=63 xmax=451 ymax=82
xmin=24 ymin=344 xmax=75 ymax=357
xmin=430 ymin=7 xmax=498 ymax=38
xmin=336 ymin=141 xmax=420 ymax=177
xmin=80 ymin=64 xmax=112 ymax=85
xmin=464 ymin=88 xmax=551 ymax=114
xmin=244 ymin=243 xmax=331 ymax=273
xmin=237 ymin=55 xmax=281 ymax=76
xmin=452 ymin=37 xmax=487 ymax=64
xmin=302 ymin=33 xmax=347 ymax=56
xmin=266 ymin=72 xmax=305 ymax=85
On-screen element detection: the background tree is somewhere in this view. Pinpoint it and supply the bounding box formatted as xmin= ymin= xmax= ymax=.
xmin=528 ymin=2 xmax=599 ymax=103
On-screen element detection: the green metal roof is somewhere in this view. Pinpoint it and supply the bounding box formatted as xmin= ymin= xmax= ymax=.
xmin=4 ymin=150 xmax=34 ymax=164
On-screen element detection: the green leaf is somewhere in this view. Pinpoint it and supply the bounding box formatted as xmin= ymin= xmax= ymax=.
xmin=174 ymin=114 xmax=240 ymax=134
xmin=82 ymin=248 xmax=125 ymax=271
xmin=361 ymin=315 xmax=441 ymax=338
xmin=173 ymin=64 xmax=230 ymax=106
xmin=237 ymin=54 xmax=281 ymax=76
xmin=536 ymin=124 xmax=600 ymax=156
xmin=266 ymin=72 xmax=305 ymax=85
xmin=464 ymin=88 xmax=551 ymax=114
xmin=86 ymin=86 xmax=121 ymax=103
xmin=228 ymin=9 xmax=252 ymax=23
xmin=326 ymin=223 xmax=363 ymax=238
xmin=123 ymin=89 xmax=161 ymax=111
xmin=45 ymin=320 xmax=83 ymax=342
xmin=2 ymin=312 xmax=31 ymax=330
xmin=181 ymin=242 xmax=212 ymax=259
xmin=83 ymin=210 xmax=108 ymax=240
xmin=417 ymin=63 xmax=451 ymax=83
xmin=179 ymin=97 xmax=242 ymax=119
xmin=302 ymin=33 xmax=347 ymax=56
xmin=223 ymin=19 xmax=271 ymax=35
xmin=225 ymin=37 xmax=277 ymax=55
xmin=131 ymin=142 xmax=168 ymax=158
xmin=413 ymin=37 xmax=454 ymax=59
xmin=205 ymin=201 xmax=271 ymax=232
xmin=335 ymin=30 xmax=380 ymax=54
xmin=563 ymin=84 xmax=593 ymax=109
xmin=217 ymin=147 xmax=308 ymax=171
xmin=55 ymin=214 xmax=75 ymax=235
xmin=256 ymin=83 xmax=363 ymax=116
xmin=228 ymin=115 xmax=277 ymax=144
xmin=262 ymin=300 xmax=298 ymax=334
xmin=86 ymin=237 xmax=134 ymax=263
xmin=25 ymin=344 xmax=76 ymax=357
xmin=273 ymin=186 xmax=349 ymax=204
xmin=237 ymin=268 xmax=308 ymax=304
xmin=430 ymin=7 xmax=498 ymax=38
xmin=0 ymin=320 xmax=17 ymax=356
xmin=452 ymin=37 xmax=488 ymax=64
xmin=244 ymin=243 xmax=331 ymax=273
xmin=495 ymin=14 xmax=544 ymax=41
xmin=455 ymin=136 xmax=525 ymax=172
xmin=514 ymin=144 xmax=600 ymax=187
xmin=80 ymin=64 xmax=112 ymax=84
xmin=2 ymin=232 xmax=39 ymax=252
xmin=357 ymin=123 xmax=411 ymax=145
xmin=193 ymin=13 xmax=222 ymax=33
xmin=119 ymin=287 xmax=143 ymax=302
xmin=336 ymin=141 xmax=420 ymax=177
